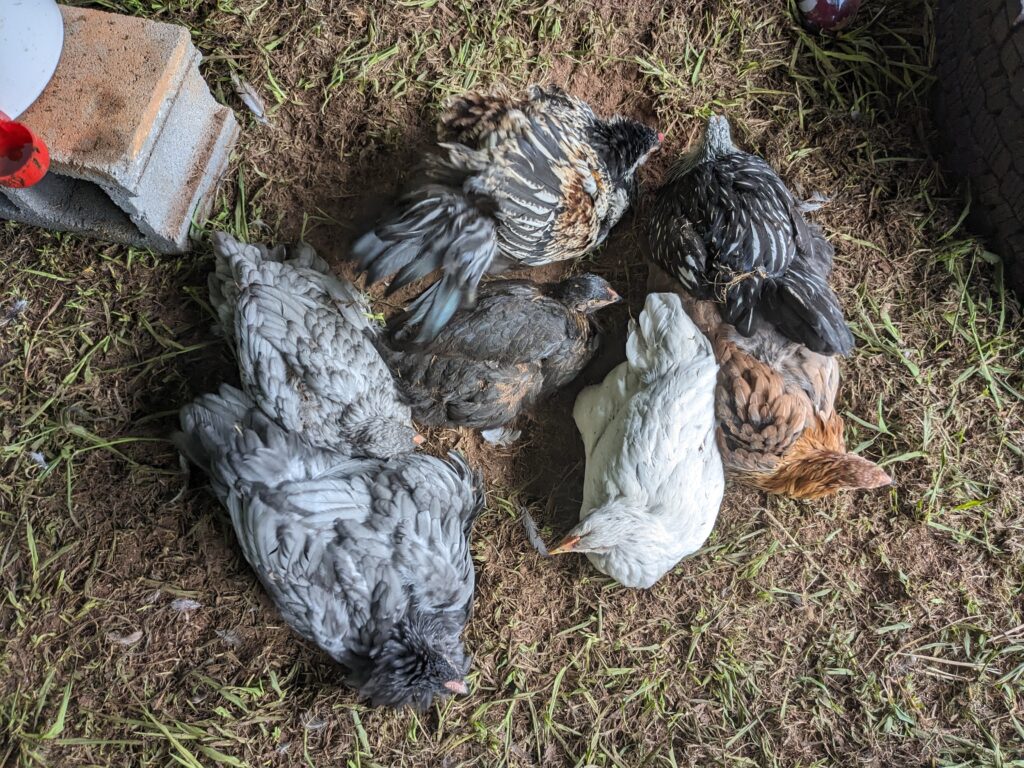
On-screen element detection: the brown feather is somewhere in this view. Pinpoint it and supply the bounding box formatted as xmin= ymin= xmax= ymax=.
xmin=439 ymin=90 xmax=527 ymax=145
xmin=648 ymin=263 xmax=890 ymax=499
xmin=552 ymin=155 xmax=603 ymax=254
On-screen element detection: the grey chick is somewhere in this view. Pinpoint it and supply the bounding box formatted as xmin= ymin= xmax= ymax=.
xmin=209 ymin=231 xmax=420 ymax=459
xmin=379 ymin=274 xmax=620 ymax=430
xmin=175 ymin=384 xmax=483 ymax=710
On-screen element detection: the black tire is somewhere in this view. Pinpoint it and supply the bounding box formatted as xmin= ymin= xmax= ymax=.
xmin=933 ymin=0 xmax=1024 ymax=298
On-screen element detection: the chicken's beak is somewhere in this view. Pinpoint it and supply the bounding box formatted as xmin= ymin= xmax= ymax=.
xmin=589 ymin=287 xmax=620 ymax=311
xmin=547 ymin=534 xmax=581 ymax=556
xmin=412 ymin=434 xmax=426 ymax=446
xmin=444 ymin=679 xmax=469 ymax=695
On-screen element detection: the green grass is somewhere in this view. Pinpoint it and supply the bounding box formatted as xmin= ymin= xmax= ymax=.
xmin=3 ymin=0 xmax=1024 ymax=766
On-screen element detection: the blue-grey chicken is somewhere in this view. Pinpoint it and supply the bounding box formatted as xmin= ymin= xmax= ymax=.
xmin=209 ymin=232 xmax=419 ymax=459
xmin=351 ymin=86 xmax=661 ymax=343
xmin=646 ymin=115 xmax=853 ymax=356
xmin=174 ymin=384 xmax=483 ymax=710
xmin=379 ymin=274 xmax=620 ymax=431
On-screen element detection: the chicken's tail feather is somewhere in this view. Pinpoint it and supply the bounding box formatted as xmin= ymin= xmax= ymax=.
xmin=626 ymin=292 xmax=713 ymax=380
xmin=209 ymin=232 xmax=263 ymax=335
xmin=174 ymin=384 xmax=257 ymax=503
xmin=209 ymin=231 xmax=329 ymax=339
xmin=354 ymin=186 xmax=498 ymax=343
xmin=176 ymin=385 xmax=319 ymax=502
xmin=763 ymin=258 xmax=853 ymax=356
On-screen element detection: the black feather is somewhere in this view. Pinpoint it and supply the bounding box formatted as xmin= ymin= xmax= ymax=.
xmin=761 ymin=258 xmax=854 ymax=355
xmin=350 ymin=89 xmax=658 ymax=340
xmin=645 ymin=117 xmax=853 ymax=355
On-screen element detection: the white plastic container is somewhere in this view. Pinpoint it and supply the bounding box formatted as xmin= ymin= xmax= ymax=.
xmin=0 ymin=0 xmax=65 ymax=119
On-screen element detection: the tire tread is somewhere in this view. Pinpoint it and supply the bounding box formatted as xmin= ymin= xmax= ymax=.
xmin=934 ymin=0 xmax=1024 ymax=296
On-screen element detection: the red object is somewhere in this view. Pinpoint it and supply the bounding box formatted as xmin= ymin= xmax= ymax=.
xmin=0 ymin=111 xmax=50 ymax=188
xmin=798 ymin=0 xmax=862 ymax=32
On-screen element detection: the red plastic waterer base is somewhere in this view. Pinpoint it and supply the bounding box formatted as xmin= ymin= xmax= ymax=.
xmin=0 ymin=111 xmax=50 ymax=188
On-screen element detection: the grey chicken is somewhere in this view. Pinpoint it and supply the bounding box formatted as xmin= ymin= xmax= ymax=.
xmin=352 ymin=86 xmax=661 ymax=342
xmin=209 ymin=231 xmax=419 ymax=459
xmin=175 ymin=384 xmax=483 ymax=710
xmin=379 ymin=274 xmax=620 ymax=430
xmin=646 ymin=115 xmax=853 ymax=356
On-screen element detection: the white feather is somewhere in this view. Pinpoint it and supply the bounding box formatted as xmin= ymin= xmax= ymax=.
xmin=570 ymin=292 xmax=724 ymax=588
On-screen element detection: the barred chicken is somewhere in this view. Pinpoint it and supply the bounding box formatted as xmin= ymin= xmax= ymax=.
xmin=646 ymin=114 xmax=853 ymax=356
xmin=649 ymin=263 xmax=891 ymax=499
xmin=379 ymin=274 xmax=619 ymax=432
xmin=175 ymin=385 xmax=483 ymax=710
xmin=548 ymin=293 xmax=724 ymax=589
xmin=352 ymin=86 xmax=661 ymax=342
xmin=209 ymin=232 xmax=418 ymax=459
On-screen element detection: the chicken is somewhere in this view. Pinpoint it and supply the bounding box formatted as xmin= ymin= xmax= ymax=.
xmin=646 ymin=114 xmax=853 ymax=356
xmin=208 ymin=232 xmax=418 ymax=459
xmin=379 ymin=274 xmax=620 ymax=431
xmin=352 ymin=85 xmax=661 ymax=342
xmin=649 ymin=263 xmax=891 ymax=499
xmin=174 ymin=384 xmax=483 ymax=710
xmin=547 ymin=292 xmax=724 ymax=589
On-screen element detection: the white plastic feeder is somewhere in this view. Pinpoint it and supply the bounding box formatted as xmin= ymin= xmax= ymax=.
xmin=0 ymin=0 xmax=65 ymax=119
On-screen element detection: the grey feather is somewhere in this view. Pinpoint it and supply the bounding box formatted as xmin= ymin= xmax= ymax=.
xmin=174 ymin=385 xmax=484 ymax=710
xmin=230 ymin=71 xmax=270 ymax=126
xmin=380 ymin=275 xmax=614 ymax=430
xmin=209 ymin=232 xmax=418 ymax=459
xmin=520 ymin=506 xmax=549 ymax=557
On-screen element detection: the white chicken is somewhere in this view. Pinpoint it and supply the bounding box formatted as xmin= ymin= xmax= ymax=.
xmin=548 ymin=292 xmax=724 ymax=588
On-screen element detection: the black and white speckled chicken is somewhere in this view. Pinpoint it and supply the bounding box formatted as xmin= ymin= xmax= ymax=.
xmin=646 ymin=115 xmax=853 ymax=356
xmin=175 ymin=384 xmax=483 ymax=710
xmin=352 ymin=86 xmax=661 ymax=342
xmin=379 ymin=274 xmax=620 ymax=431
xmin=208 ymin=232 xmax=419 ymax=459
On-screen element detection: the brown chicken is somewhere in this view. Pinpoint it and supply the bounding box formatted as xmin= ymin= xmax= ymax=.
xmin=649 ymin=264 xmax=891 ymax=500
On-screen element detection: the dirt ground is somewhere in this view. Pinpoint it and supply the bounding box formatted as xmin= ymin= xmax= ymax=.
xmin=2 ymin=0 xmax=1023 ymax=766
